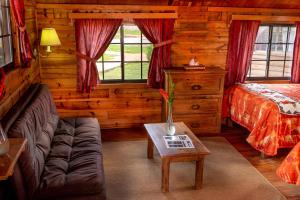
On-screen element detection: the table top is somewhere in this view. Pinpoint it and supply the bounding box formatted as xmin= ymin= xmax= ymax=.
xmin=144 ymin=122 xmax=210 ymax=158
xmin=0 ymin=138 xmax=27 ymax=181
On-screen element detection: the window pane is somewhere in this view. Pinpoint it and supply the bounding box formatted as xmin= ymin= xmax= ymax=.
xmin=249 ymin=25 xmax=295 ymax=80
xmin=284 ymin=61 xmax=292 ymax=77
xmin=0 ymin=8 xmax=3 ymax=36
xmin=270 ymin=44 xmax=286 ymax=60
xmin=96 ymin=62 xmax=104 ymax=80
xmin=97 ymin=24 xmax=152 ymax=82
xmin=142 ymin=35 xmax=151 ymax=43
xmin=272 ymin=26 xmax=288 ymax=43
xmin=289 ymin=27 xmax=296 ymax=43
xmin=252 ymin=44 xmax=268 ymax=60
xmin=124 ymin=44 xmax=141 ymax=61
xmin=103 ymin=44 xmax=121 ymax=61
xmin=247 ymin=68 xmax=250 ymax=77
xmin=102 ymin=62 xmax=121 ymax=80
xmin=142 ymin=44 xmax=153 ymax=62
xmin=249 ymin=61 xmax=267 ymax=77
xmin=124 ymin=25 xmax=141 ymax=43
xmin=269 ymin=61 xmax=284 ymax=77
xmin=286 ymin=44 xmax=294 ymax=60
xmin=124 ymin=62 xmax=141 ymax=80
xmin=3 ymin=36 xmax=12 ymax=64
xmin=0 ymin=38 xmax=4 ymax=66
xmin=142 ymin=62 xmax=149 ymax=79
xmin=111 ymin=28 xmax=121 ymax=43
xmin=0 ymin=0 xmax=9 ymax=6
xmin=1 ymin=7 xmax=11 ymax=35
xmin=256 ymin=26 xmax=269 ymax=43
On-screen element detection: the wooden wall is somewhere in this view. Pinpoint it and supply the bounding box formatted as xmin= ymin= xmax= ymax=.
xmin=0 ymin=0 xmax=40 ymax=119
xmin=173 ymin=6 xmax=228 ymax=68
xmin=36 ymin=3 xmax=300 ymax=129
xmin=37 ymin=6 xmax=162 ymax=128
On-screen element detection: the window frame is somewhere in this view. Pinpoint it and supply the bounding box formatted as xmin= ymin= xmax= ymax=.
xmin=0 ymin=0 xmax=14 ymax=70
xmin=97 ymin=23 xmax=152 ymax=83
xmin=247 ymin=24 xmax=295 ymax=81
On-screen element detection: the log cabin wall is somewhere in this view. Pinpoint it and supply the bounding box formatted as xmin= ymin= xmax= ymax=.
xmin=172 ymin=6 xmax=228 ymax=67
xmin=36 ymin=3 xmax=300 ymax=129
xmin=0 ymin=0 xmax=40 ymax=118
xmin=36 ymin=5 xmax=165 ymax=129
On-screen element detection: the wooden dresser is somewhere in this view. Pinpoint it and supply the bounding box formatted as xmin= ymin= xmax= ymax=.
xmin=163 ymin=67 xmax=226 ymax=135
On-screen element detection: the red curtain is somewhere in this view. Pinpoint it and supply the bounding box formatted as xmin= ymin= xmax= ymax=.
xmin=0 ymin=68 xmax=5 ymax=100
xmin=75 ymin=19 xmax=122 ymax=92
xmin=10 ymin=0 xmax=33 ymax=67
xmin=134 ymin=19 xmax=175 ymax=89
xmin=222 ymin=20 xmax=260 ymax=118
xmin=291 ymin=22 xmax=300 ymax=83
xmin=225 ymin=20 xmax=260 ymax=88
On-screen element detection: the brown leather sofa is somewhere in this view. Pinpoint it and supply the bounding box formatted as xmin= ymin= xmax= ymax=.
xmin=1 ymin=84 xmax=106 ymax=200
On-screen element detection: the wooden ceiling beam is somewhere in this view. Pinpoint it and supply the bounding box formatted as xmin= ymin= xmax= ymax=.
xmin=36 ymin=3 xmax=178 ymax=12
xmin=208 ymin=6 xmax=300 ymax=14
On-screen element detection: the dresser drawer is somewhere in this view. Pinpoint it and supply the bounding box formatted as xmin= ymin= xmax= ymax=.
xmin=172 ymin=75 xmax=223 ymax=95
xmin=173 ymin=114 xmax=220 ymax=134
xmin=173 ymin=98 xmax=219 ymax=114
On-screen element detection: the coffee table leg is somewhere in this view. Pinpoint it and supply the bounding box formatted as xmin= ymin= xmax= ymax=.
xmin=147 ymin=135 xmax=153 ymax=159
xmin=161 ymin=158 xmax=170 ymax=192
xmin=195 ymin=158 xmax=204 ymax=189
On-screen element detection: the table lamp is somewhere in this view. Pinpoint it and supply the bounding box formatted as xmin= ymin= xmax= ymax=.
xmin=40 ymin=28 xmax=61 ymax=53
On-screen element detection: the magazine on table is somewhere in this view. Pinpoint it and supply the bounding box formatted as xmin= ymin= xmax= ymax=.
xmin=163 ymin=135 xmax=195 ymax=148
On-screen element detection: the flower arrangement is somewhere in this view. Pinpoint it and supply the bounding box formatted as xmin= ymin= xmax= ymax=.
xmin=159 ymin=77 xmax=175 ymax=106
xmin=159 ymin=77 xmax=176 ymax=135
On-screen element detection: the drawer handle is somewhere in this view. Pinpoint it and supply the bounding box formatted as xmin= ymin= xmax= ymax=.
xmin=191 ymin=104 xmax=200 ymax=110
xmin=191 ymin=85 xmax=202 ymax=90
xmin=191 ymin=122 xmax=200 ymax=128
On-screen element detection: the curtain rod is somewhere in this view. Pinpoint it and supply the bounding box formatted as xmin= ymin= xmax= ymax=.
xmin=232 ymin=15 xmax=300 ymax=23
xmin=36 ymin=3 xmax=178 ymax=12
xmin=69 ymin=13 xmax=178 ymax=19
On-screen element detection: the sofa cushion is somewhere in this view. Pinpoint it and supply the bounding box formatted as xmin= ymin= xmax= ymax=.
xmin=36 ymin=118 xmax=105 ymax=199
xmin=7 ymin=84 xmax=59 ymax=199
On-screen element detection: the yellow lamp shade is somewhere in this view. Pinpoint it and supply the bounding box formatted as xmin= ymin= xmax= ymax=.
xmin=40 ymin=28 xmax=61 ymax=52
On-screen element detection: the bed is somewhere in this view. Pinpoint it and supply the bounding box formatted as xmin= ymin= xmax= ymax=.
xmin=227 ymin=83 xmax=300 ymax=156
xmin=276 ymin=141 xmax=300 ymax=186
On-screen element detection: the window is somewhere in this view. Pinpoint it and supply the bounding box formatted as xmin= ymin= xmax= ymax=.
xmin=247 ymin=25 xmax=296 ymax=80
xmin=97 ymin=24 xmax=153 ymax=83
xmin=0 ymin=0 xmax=13 ymax=68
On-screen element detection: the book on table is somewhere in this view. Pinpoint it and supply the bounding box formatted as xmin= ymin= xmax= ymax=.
xmin=163 ymin=135 xmax=195 ymax=148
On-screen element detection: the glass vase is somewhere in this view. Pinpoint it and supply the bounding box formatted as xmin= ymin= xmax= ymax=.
xmin=166 ymin=103 xmax=176 ymax=136
xmin=0 ymin=125 xmax=9 ymax=156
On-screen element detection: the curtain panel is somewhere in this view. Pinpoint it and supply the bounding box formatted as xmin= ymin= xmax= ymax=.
xmin=0 ymin=68 xmax=5 ymax=100
xmin=291 ymin=22 xmax=300 ymax=83
xmin=224 ymin=20 xmax=260 ymax=88
xmin=10 ymin=0 xmax=33 ymax=67
xmin=75 ymin=19 xmax=122 ymax=93
xmin=222 ymin=20 xmax=260 ymax=118
xmin=134 ymin=19 xmax=175 ymax=89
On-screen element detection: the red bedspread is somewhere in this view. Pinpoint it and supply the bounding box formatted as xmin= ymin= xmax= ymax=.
xmin=277 ymin=141 xmax=300 ymax=186
xmin=229 ymin=84 xmax=300 ymax=156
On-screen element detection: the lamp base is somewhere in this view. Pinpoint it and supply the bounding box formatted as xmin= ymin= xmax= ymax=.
xmin=46 ymin=46 xmax=52 ymax=53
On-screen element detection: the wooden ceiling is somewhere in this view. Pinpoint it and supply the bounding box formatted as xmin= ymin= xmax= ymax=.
xmin=36 ymin=0 xmax=300 ymax=9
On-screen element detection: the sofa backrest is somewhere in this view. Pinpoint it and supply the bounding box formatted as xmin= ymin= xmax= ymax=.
xmin=4 ymin=84 xmax=59 ymax=199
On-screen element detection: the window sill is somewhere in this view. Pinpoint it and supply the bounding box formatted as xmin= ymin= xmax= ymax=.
xmin=95 ymin=82 xmax=149 ymax=89
xmin=245 ymin=79 xmax=290 ymax=84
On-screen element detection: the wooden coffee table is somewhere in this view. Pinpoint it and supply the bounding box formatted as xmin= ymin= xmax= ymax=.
xmin=144 ymin=122 xmax=210 ymax=192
